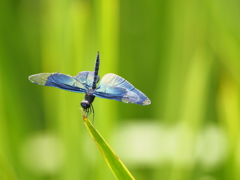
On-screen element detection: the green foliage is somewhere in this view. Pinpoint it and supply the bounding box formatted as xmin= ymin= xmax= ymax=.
xmin=0 ymin=0 xmax=240 ymax=180
xmin=82 ymin=112 xmax=135 ymax=180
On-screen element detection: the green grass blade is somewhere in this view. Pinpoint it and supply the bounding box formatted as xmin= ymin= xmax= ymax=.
xmin=81 ymin=111 xmax=135 ymax=180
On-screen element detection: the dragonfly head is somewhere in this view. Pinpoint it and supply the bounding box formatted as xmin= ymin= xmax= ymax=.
xmin=81 ymin=99 xmax=95 ymax=119
xmin=81 ymin=100 xmax=90 ymax=109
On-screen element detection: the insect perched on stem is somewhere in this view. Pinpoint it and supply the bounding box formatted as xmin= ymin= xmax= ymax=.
xmin=29 ymin=52 xmax=151 ymax=116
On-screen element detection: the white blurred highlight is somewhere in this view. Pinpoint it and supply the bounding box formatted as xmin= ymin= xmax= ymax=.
xmin=20 ymin=132 xmax=65 ymax=174
xmin=112 ymin=121 xmax=228 ymax=168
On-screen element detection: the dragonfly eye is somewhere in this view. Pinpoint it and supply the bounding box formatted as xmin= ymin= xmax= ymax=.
xmin=81 ymin=100 xmax=90 ymax=109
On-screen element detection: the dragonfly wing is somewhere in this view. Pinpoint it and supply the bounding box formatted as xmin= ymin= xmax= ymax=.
xmin=94 ymin=73 xmax=151 ymax=105
xmin=73 ymin=71 xmax=99 ymax=89
xmin=29 ymin=73 xmax=87 ymax=93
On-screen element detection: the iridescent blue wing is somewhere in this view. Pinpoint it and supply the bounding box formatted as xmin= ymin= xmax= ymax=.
xmin=73 ymin=71 xmax=99 ymax=89
xmin=94 ymin=73 xmax=151 ymax=105
xmin=28 ymin=71 xmax=97 ymax=93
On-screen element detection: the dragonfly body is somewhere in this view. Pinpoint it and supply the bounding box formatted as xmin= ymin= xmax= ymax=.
xmin=29 ymin=52 xmax=151 ymax=114
xmin=81 ymin=89 xmax=96 ymax=110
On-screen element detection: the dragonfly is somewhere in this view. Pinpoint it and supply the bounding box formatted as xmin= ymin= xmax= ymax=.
xmin=29 ymin=52 xmax=151 ymax=116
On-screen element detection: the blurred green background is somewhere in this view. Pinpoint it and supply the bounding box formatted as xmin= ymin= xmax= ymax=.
xmin=0 ymin=0 xmax=240 ymax=180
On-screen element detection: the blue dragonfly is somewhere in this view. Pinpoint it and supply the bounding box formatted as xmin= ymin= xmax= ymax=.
xmin=29 ymin=52 xmax=151 ymax=115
